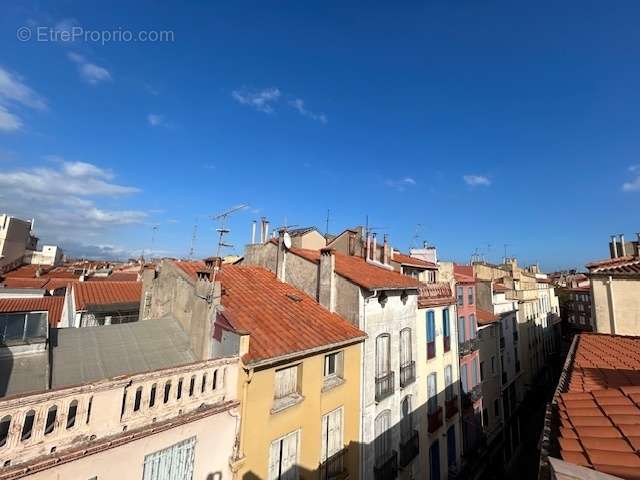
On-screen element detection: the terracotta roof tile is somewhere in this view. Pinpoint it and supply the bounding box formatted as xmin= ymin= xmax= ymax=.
xmin=73 ymin=281 xmax=142 ymax=311
xmin=477 ymin=308 xmax=498 ymax=326
xmin=0 ymin=278 xmax=49 ymax=289
xmin=290 ymin=247 xmax=420 ymax=290
xmin=417 ymin=282 xmax=455 ymax=308
xmin=587 ymin=256 xmax=640 ymax=275
xmin=392 ymin=251 xmax=437 ymax=269
xmin=216 ymin=265 xmax=366 ymax=365
xmin=0 ymin=297 xmax=63 ymax=326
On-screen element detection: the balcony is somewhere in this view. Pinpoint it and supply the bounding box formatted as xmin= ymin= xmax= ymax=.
xmin=399 ymin=430 xmax=419 ymax=467
xmin=505 ymin=289 xmax=538 ymax=302
xmin=374 ymin=450 xmax=398 ymax=480
xmin=320 ymin=448 xmax=348 ymax=480
xmin=458 ymin=337 xmax=480 ymax=356
xmin=375 ymin=371 xmax=395 ymax=402
xmin=443 ymin=335 xmax=451 ymax=353
xmin=499 ymin=336 xmax=505 ymax=349
xmin=445 ymin=396 xmax=459 ymax=419
xmin=427 ymin=341 xmax=436 ymax=360
xmin=399 ymin=361 xmax=416 ymax=388
xmin=427 ymin=406 xmax=443 ymax=433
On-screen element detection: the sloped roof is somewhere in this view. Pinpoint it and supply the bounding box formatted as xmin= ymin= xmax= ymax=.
xmin=290 ymin=247 xmax=420 ymax=290
xmin=0 ymin=278 xmax=49 ymax=289
xmin=493 ymin=282 xmax=509 ymax=293
xmin=174 ymin=260 xmax=206 ymax=280
xmin=454 ymin=264 xmax=475 ymax=284
xmin=87 ymin=272 xmax=139 ymax=282
xmin=0 ymin=296 xmax=63 ymax=325
xmin=586 ymin=256 xmax=640 ymax=276
xmin=477 ymin=308 xmax=499 ymax=326
xmin=73 ymin=281 xmax=142 ymax=311
xmin=550 ymin=333 xmax=640 ymax=479
xmin=51 ymin=318 xmax=196 ymax=388
xmin=217 ymin=265 xmax=366 ymax=365
xmin=392 ymin=251 xmax=437 ymax=269
xmin=417 ymin=282 xmax=455 ymax=308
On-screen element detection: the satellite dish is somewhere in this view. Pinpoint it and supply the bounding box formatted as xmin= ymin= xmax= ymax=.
xmin=283 ymin=232 xmax=292 ymax=250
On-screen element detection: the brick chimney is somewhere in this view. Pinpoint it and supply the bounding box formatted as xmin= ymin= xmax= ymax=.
xmin=383 ymin=234 xmax=389 ymax=264
xmin=319 ymin=248 xmax=336 ymax=312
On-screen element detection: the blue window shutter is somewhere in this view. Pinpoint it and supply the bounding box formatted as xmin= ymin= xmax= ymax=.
xmin=427 ymin=311 xmax=435 ymax=342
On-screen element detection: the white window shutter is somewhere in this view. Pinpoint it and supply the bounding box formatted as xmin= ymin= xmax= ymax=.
xmin=269 ymin=439 xmax=281 ymax=480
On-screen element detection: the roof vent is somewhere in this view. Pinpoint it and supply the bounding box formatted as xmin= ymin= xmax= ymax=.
xmin=286 ymin=293 xmax=302 ymax=302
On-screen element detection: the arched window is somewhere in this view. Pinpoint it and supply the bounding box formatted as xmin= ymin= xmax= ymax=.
xmin=201 ymin=373 xmax=207 ymax=393
xmin=177 ymin=378 xmax=183 ymax=400
xmin=400 ymin=328 xmax=412 ymax=367
xmin=44 ymin=405 xmax=57 ymax=435
xmin=189 ymin=376 xmax=195 ymax=397
xmin=212 ymin=370 xmax=218 ymax=390
xmin=66 ymin=400 xmax=78 ymax=429
xmin=149 ymin=384 xmax=157 ymax=407
xmin=374 ymin=410 xmax=391 ymax=466
xmin=134 ymin=387 xmax=143 ymax=412
xmin=163 ymin=381 xmax=172 ymax=404
xmin=86 ymin=396 xmax=93 ymax=424
xmin=375 ymin=334 xmax=391 ymax=378
xmin=21 ymin=410 xmax=35 ymax=441
xmin=0 ymin=416 xmax=10 ymax=447
xmin=400 ymin=396 xmax=412 ymax=441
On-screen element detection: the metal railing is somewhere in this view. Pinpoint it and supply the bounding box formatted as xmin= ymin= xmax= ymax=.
xmin=374 ymin=450 xmax=398 ymax=480
xmin=399 ymin=430 xmax=419 ymax=467
xmin=319 ymin=448 xmax=348 ymax=480
xmin=427 ymin=406 xmax=443 ymax=433
xmin=458 ymin=337 xmax=480 ymax=356
xmin=445 ymin=396 xmax=459 ymax=419
xmin=399 ymin=361 xmax=416 ymax=388
xmin=375 ymin=371 xmax=395 ymax=402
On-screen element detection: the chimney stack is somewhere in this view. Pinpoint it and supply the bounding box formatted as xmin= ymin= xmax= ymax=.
xmin=611 ymin=235 xmax=619 ymax=258
xmin=251 ymin=220 xmax=256 ymax=244
xmin=372 ymin=234 xmax=377 ymax=262
xmin=620 ymin=234 xmax=627 ymax=256
xmin=383 ymin=234 xmax=389 ymax=264
xmin=365 ymin=233 xmax=371 ymax=260
xmin=319 ymin=248 xmax=336 ymax=312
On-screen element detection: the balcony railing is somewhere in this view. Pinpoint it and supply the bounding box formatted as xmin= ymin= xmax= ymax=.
xmin=458 ymin=337 xmax=480 ymax=356
xmin=0 ymin=356 xmax=237 ymax=469
xmin=443 ymin=335 xmax=451 ymax=353
xmin=399 ymin=361 xmax=416 ymax=388
xmin=319 ymin=448 xmax=348 ymax=480
xmin=427 ymin=406 xmax=443 ymax=433
xmin=375 ymin=371 xmax=395 ymax=402
xmin=505 ymin=289 xmax=538 ymax=302
xmin=399 ymin=430 xmax=419 ymax=467
xmin=427 ymin=341 xmax=436 ymax=360
xmin=445 ymin=396 xmax=459 ymax=419
xmin=462 ymin=384 xmax=482 ymax=409
xmin=374 ymin=450 xmax=398 ymax=480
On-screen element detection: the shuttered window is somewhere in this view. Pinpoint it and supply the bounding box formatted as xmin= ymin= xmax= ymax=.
xmin=269 ymin=430 xmax=299 ymax=480
xmin=376 ymin=334 xmax=390 ymax=378
xmin=426 ymin=311 xmax=436 ymax=342
xmin=400 ymin=328 xmax=412 ymax=366
xmin=427 ymin=373 xmax=438 ymax=413
xmin=400 ymin=396 xmax=412 ymax=440
xmin=444 ymin=365 xmax=453 ymax=401
xmin=374 ymin=410 xmax=391 ymax=465
xmin=142 ymin=437 xmax=196 ymax=480
xmin=274 ymin=365 xmax=298 ymax=399
xmin=442 ymin=308 xmax=450 ymax=337
xmin=458 ymin=316 xmax=466 ymax=344
xmin=461 ymin=364 xmax=468 ymax=393
xmin=321 ymin=407 xmax=343 ymax=462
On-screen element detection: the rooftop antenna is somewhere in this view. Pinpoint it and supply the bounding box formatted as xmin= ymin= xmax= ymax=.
xmin=211 ymin=204 xmax=248 ymax=259
xmin=503 ymin=243 xmax=510 ymax=263
xmin=411 ymin=223 xmax=423 ymax=249
xmin=325 ymin=209 xmax=330 ymax=236
xmin=150 ymin=225 xmax=159 ymax=260
xmin=189 ymin=219 xmax=198 ymax=259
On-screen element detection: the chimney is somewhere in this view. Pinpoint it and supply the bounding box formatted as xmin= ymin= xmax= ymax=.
xmin=276 ymin=229 xmax=287 ymax=282
xmin=365 ymin=233 xmax=371 ymax=260
xmin=637 ymin=232 xmax=640 ymax=257
xmin=383 ymin=234 xmax=389 ymax=264
xmin=372 ymin=234 xmax=377 ymax=262
xmin=620 ymin=234 xmax=626 ymax=256
xmin=319 ymin=248 xmax=336 ymax=312
xmin=251 ymin=220 xmax=256 ymax=244
xmin=264 ymin=220 xmax=270 ymax=241
xmin=611 ymin=235 xmax=619 ymax=258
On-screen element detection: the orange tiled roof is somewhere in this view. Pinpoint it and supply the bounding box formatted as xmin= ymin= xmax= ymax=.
xmin=454 ymin=264 xmax=474 ymax=283
xmin=586 ymin=256 xmax=640 ymax=275
xmin=477 ymin=308 xmax=499 ymax=326
xmin=44 ymin=278 xmax=76 ymax=292
xmin=174 ymin=261 xmax=206 ymax=279
xmin=553 ymin=333 xmax=640 ymax=479
xmin=217 ymin=265 xmax=366 ymax=365
xmin=392 ymin=251 xmax=437 ymax=269
xmin=493 ymin=282 xmax=508 ymax=293
xmin=0 ymin=277 xmax=49 ymax=289
xmin=73 ymin=281 xmax=142 ymax=311
xmin=417 ymin=282 xmax=455 ymax=308
xmin=2 ymin=265 xmax=49 ymax=278
xmin=0 ymin=297 xmax=63 ymax=326
xmin=291 ymin=248 xmax=420 ymax=290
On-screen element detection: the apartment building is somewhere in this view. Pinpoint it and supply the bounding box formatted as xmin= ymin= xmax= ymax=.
xmin=586 ymin=233 xmax=640 ymax=335
xmin=0 ymin=216 xmax=37 ymax=274
xmin=243 ymin=228 xmax=424 ymax=479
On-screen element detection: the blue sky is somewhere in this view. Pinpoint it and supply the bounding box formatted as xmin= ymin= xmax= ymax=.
xmin=1 ymin=1 xmax=640 ymax=271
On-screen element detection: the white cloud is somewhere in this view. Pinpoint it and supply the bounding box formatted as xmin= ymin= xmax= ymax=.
xmin=0 ymin=66 xmax=47 ymax=133
xmin=629 ymin=164 xmax=640 ymax=173
xmin=385 ymin=177 xmax=417 ymax=192
xmin=463 ymin=175 xmax=491 ymax=187
xmin=0 ymin=158 xmax=145 ymax=247
xmin=232 ymin=87 xmax=281 ymax=113
xmin=147 ymin=113 xmax=168 ymax=127
xmin=289 ymin=98 xmax=327 ymax=124
xmin=622 ymin=176 xmax=640 ymax=192
xmin=68 ymin=52 xmax=112 ymax=85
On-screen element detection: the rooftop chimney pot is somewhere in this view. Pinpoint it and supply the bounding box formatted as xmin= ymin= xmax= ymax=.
xmin=620 ymin=234 xmax=627 ymax=256
xmin=611 ymin=235 xmax=619 ymax=259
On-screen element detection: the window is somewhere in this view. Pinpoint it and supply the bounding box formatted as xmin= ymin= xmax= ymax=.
xmin=0 ymin=416 xmax=10 ymax=447
xmin=456 ymin=287 xmax=464 ymax=306
xmin=374 ymin=410 xmax=391 ymax=465
xmin=274 ymin=365 xmax=300 ymax=399
xmin=430 ymin=440 xmax=441 ymax=480
xmin=460 ymin=364 xmax=468 ymax=393
xmin=458 ymin=316 xmax=466 ymax=344
xmin=0 ymin=312 xmax=47 ymax=343
xmin=444 ymin=365 xmax=453 ymax=401
xmin=212 ymin=370 xmax=218 ymax=390
xmin=446 ymin=426 xmax=456 ymax=467
xmin=472 ymin=358 xmax=479 ymax=387
xmin=86 ymin=397 xmax=93 ymax=424
xmin=469 ymin=314 xmax=477 ymax=338
xmin=44 ymin=405 xmax=57 ymax=435
xmin=189 ymin=376 xmax=195 ymax=397
xmin=149 ymin=384 xmax=157 ymax=407
xmin=400 ymin=396 xmax=413 ymax=441
xmin=201 ymin=373 xmax=207 ymax=393
xmin=134 ymin=387 xmax=143 ymax=411
xmin=21 ymin=410 xmax=35 ymax=441
xmin=468 ymin=287 xmax=474 ymax=305
xmin=427 ymin=373 xmax=438 ymax=413
xmin=442 ymin=308 xmax=450 ymax=337
xmin=480 ymin=361 xmax=485 ymax=382
xmin=143 ymin=437 xmax=196 ymax=480
xmin=376 ymin=334 xmax=391 ymax=378
xmin=66 ymin=400 xmax=78 ymax=429
xmin=323 ymin=351 xmax=344 ymax=389
xmin=321 ymin=407 xmax=343 ymax=469
xmin=400 ymin=328 xmax=412 ymax=367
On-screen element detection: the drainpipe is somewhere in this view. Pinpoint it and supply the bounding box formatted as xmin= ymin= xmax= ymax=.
xmin=233 ymin=366 xmax=254 ymax=478
xmin=606 ymin=275 xmax=617 ymax=334
xmin=359 ymin=289 xmax=378 ymax=480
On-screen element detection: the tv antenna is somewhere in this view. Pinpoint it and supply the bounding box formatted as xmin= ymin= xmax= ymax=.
xmin=211 ymin=204 xmax=248 ymax=258
xmin=189 ymin=219 xmax=198 ymax=259
xmin=150 ymin=224 xmax=159 ymax=259
xmin=411 ymin=223 xmax=423 ymax=249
